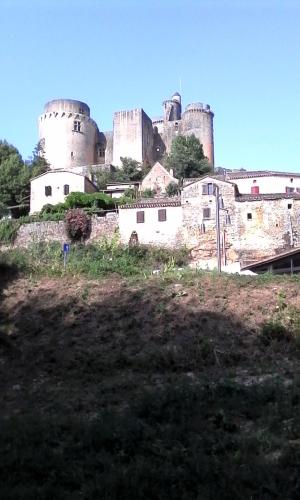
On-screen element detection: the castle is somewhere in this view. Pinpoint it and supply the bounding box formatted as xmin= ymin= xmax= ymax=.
xmin=38 ymin=93 xmax=214 ymax=171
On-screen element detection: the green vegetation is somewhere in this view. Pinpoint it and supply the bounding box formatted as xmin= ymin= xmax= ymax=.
xmin=0 ymin=140 xmax=49 ymax=218
xmin=165 ymin=134 xmax=212 ymax=178
xmin=0 ymin=219 xmax=21 ymax=244
xmin=93 ymin=157 xmax=151 ymax=189
xmin=141 ymin=188 xmax=156 ymax=198
xmin=166 ymin=181 xmax=179 ymax=196
xmin=0 ymin=240 xmax=190 ymax=277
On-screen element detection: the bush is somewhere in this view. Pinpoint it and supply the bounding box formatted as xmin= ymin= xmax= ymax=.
xmin=0 ymin=219 xmax=20 ymax=244
xmin=65 ymin=209 xmax=91 ymax=242
xmin=64 ymin=192 xmax=115 ymax=210
xmin=41 ymin=202 xmax=66 ymax=214
xmin=141 ymin=189 xmax=156 ymax=199
xmin=261 ymin=321 xmax=290 ymax=344
xmin=166 ymin=182 xmax=179 ymax=197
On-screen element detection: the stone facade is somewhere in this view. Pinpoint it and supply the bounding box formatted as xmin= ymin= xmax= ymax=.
xmin=181 ymin=176 xmax=300 ymax=267
xmin=14 ymin=213 xmax=119 ymax=248
xmin=141 ymin=162 xmax=178 ymax=194
xmin=38 ymin=93 xmax=214 ymax=171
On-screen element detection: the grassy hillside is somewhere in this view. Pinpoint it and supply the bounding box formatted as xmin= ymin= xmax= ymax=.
xmin=1 ymin=247 xmax=300 ymax=499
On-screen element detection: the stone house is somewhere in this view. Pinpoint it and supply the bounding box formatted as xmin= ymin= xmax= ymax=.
xmin=30 ymin=170 xmax=97 ymax=214
xmin=181 ymin=175 xmax=300 ymax=267
xmin=141 ymin=162 xmax=178 ymax=194
xmin=119 ymin=175 xmax=300 ymax=268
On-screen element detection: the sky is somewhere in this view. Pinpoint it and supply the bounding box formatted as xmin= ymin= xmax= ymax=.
xmin=1 ymin=0 xmax=300 ymax=171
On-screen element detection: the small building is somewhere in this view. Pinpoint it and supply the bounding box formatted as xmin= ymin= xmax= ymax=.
xmin=241 ymin=247 xmax=300 ymax=274
xmin=141 ymin=162 xmax=178 ymax=194
xmin=30 ymin=170 xmax=97 ymax=213
xmin=102 ymin=181 xmax=140 ymax=199
xmin=118 ymin=199 xmax=182 ymax=247
xmin=226 ymin=170 xmax=300 ymax=195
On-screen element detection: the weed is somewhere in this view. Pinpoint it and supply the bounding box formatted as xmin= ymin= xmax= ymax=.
xmin=81 ymin=286 xmax=90 ymax=302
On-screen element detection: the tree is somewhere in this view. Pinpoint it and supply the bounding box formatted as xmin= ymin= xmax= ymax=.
xmin=28 ymin=140 xmax=50 ymax=178
xmin=165 ymin=135 xmax=212 ymax=179
xmin=0 ymin=141 xmax=30 ymax=217
xmin=166 ymin=182 xmax=179 ymax=197
xmin=117 ymin=157 xmax=151 ymax=182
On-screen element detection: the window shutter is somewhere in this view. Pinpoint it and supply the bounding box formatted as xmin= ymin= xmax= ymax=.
xmin=207 ymin=183 xmax=214 ymax=195
xmin=203 ymin=208 xmax=211 ymax=219
xmin=136 ymin=211 xmax=145 ymax=223
xmin=202 ymin=184 xmax=208 ymax=195
xmin=158 ymin=209 xmax=167 ymax=222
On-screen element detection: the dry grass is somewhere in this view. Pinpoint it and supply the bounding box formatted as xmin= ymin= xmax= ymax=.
xmin=0 ymin=268 xmax=300 ymax=499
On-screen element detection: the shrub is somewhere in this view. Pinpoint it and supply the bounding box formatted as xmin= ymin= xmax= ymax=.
xmin=141 ymin=189 xmax=156 ymax=199
xmin=65 ymin=209 xmax=91 ymax=242
xmin=261 ymin=321 xmax=290 ymax=344
xmin=41 ymin=202 xmax=66 ymax=214
xmin=64 ymin=192 xmax=115 ymax=210
xmin=166 ymin=182 xmax=179 ymax=197
xmin=0 ymin=219 xmax=21 ymax=244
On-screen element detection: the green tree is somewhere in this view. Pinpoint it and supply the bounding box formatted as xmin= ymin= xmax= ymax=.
xmin=165 ymin=135 xmax=212 ymax=179
xmin=117 ymin=157 xmax=151 ymax=181
xmin=166 ymin=182 xmax=179 ymax=197
xmin=0 ymin=141 xmax=30 ymax=217
xmin=28 ymin=140 xmax=50 ymax=178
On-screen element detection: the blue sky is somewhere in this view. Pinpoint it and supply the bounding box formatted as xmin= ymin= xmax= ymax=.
xmin=1 ymin=0 xmax=300 ymax=171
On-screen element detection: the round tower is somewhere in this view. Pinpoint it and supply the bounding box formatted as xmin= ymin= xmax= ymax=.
xmin=171 ymin=92 xmax=182 ymax=120
xmin=163 ymin=91 xmax=182 ymax=121
xmin=38 ymin=99 xmax=100 ymax=170
xmin=182 ymin=102 xmax=214 ymax=166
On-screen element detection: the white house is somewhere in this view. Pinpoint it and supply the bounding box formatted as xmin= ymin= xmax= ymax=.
xmin=30 ymin=170 xmax=98 ymax=213
xmin=118 ymin=199 xmax=182 ymax=247
xmin=226 ymin=170 xmax=300 ymax=195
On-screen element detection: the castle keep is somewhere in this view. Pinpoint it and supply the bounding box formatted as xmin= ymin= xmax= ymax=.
xmin=38 ymin=93 xmax=214 ymax=170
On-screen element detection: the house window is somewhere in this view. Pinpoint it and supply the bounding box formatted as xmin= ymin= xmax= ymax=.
xmin=136 ymin=211 xmax=145 ymax=223
xmin=286 ymin=187 xmax=295 ymax=194
xmin=158 ymin=209 xmax=167 ymax=222
xmin=253 ymin=179 xmax=257 ymax=184
xmin=71 ymin=151 xmax=74 ymax=158
xmin=45 ymin=186 xmax=52 ymax=197
xmin=247 ymin=213 xmax=252 ymax=220
xmin=73 ymin=120 xmax=81 ymax=132
xmin=202 ymin=183 xmax=214 ymax=195
xmin=203 ymin=208 xmax=211 ymax=219
xmin=174 ymin=122 xmax=179 ymax=132
xmin=64 ymin=184 xmax=70 ymax=195
xmin=288 ymin=203 xmax=292 ymax=209
xmin=290 ymin=178 xmax=294 ymax=183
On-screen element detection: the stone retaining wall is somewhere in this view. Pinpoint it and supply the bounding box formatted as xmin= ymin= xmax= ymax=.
xmin=13 ymin=213 xmax=119 ymax=248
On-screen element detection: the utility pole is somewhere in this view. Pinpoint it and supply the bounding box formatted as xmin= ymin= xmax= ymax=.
xmin=214 ymin=184 xmax=222 ymax=272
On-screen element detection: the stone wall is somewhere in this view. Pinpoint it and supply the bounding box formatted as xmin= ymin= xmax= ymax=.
xmin=181 ymin=177 xmax=300 ymax=268
xmin=13 ymin=213 xmax=119 ymax=248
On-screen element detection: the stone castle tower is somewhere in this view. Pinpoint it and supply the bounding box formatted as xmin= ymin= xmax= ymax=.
xmin=38 ymin=93 xmax=214 ymax=171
